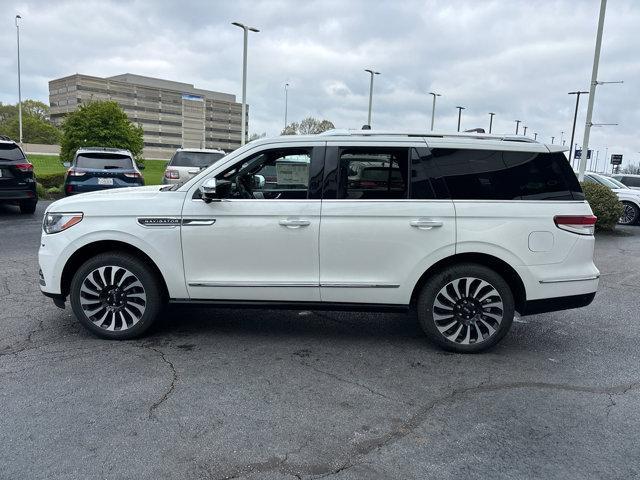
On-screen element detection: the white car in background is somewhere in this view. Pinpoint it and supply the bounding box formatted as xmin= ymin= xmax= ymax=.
xmin=612 ymin=174 xmax=640 ymax=191
xmin=583 ymin=172 xmax=640 ymax=225
xmin=162 ymin=148 xmax=226 ymax=186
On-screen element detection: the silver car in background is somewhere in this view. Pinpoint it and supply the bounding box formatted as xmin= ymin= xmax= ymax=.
xmin=162 ymin=148 xmax=226 ymax=185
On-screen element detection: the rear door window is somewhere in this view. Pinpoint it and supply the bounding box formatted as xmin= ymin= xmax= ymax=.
xmin=623 ymin=176 xmax=640 ymax=188
xmin=76 ymin=153 xmax=133 ymax=170
xmin=338 ymin=147 xmax=409 ymax=199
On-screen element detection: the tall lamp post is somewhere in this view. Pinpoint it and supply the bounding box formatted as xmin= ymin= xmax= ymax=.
xmin=523 ymin=125 xmax=528 ymax=136
xmin=429 ymin=92 xmax=441 ymax=131
xmin=283 ymin=82 xmax=289 ymax=130
xmin=232 ymin=22 xmax=259 ymax=146
xmin=568 ymin=91 xmax=589 ymax=166
xmin=488 ymin=112 xmax=495 ymax=133
xmin=15 ymin=15 xmax=23 ymax=144
xmin=551 ymin=136 xmax=555 ymax=144
xmin=514 ymin=119 xmax=521 ymax=135
xmin=364 ymin=69 xmax=380 ymax=127
xmin=456 ymin=106 xmax=465 ymax=132
xmin=534 ymin=132 xmax=538 ymax=140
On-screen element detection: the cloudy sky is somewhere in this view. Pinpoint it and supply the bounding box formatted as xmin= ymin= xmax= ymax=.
xmin=1 ymin=0 xmax=638 ymax=168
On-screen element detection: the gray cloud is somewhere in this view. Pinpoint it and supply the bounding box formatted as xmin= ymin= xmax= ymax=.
xmin=1 ymin=0 xmax=638 ymax=167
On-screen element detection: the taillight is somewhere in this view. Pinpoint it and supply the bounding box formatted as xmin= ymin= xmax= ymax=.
xmin=67 ymin=168 xmax=86 ymax=177
xmin=165 ymin=169 xmax=179 ymax=179
xmin=15 ymin=162 xmax=33 ymax=172
xmin=554 ymin=215 xmax=597 ymax=235
xmin=124 ymin=172 xmax=142 ymax=178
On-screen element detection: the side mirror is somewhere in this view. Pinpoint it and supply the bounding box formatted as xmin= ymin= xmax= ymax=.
xmin=63 ymin=162 xmax=71 ymax=168
xmin=253 ymin=174 xmax=265 ymax=189
xmin=201 ymin=178 xmax=232 ymax=203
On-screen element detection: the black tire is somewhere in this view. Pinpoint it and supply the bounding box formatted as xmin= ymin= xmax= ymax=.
xmin=619 ymin=202 xmax=639 ymax=225
xmin=417 ymin=263 xmax=515 ymax=353
xmin=19 ymin=198 xmax=37 ymax=214
xmin=69 ymin=252 xmax=164 ymax=340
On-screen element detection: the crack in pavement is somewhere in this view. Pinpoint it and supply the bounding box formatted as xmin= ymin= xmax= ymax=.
xmin=200 ymin=378 xmax=640 ymax=480
xmin=144 ymin=345 xmax=178 ymax=420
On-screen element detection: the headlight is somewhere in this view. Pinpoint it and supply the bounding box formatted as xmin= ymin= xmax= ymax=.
xmin=43 ymin=212 xmax=83 ymax=234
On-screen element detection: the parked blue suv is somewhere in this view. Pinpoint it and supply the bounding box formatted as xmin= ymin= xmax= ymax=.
xmin=63 ymin=147 xmax=144 ymax=195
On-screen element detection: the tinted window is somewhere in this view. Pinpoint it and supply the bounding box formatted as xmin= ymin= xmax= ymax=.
xmin=622 ymin=176 xmax=640 ymax=188
xmin=429 ymin=148 xmax=512 ymax=200
xmin=0 ymin=143 xmax=25 ymax=161
xmin=409 ymin=148 xmax=437 ymax=199
xmin=170 ymin=151 xmax=225 ymax=168
xmin=502 ymin=151 xmax=582 ymax=200
xmin=339 ymin=148 xmax=408 ymax=199
xmin=76 ymin=153 xmax=133 ymax=170
xmin=428 ymin=149 xmax=583 ymax=200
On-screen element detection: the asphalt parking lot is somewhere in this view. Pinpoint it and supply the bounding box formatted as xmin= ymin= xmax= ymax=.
xmin=1 ymin=200 xmax=639 ymax=480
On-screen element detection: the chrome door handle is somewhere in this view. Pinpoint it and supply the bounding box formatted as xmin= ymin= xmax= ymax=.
xmin=410 ymin=219 xmax=443 ymax=229
xmin=279 ymin=218 xmax=311 ymax=228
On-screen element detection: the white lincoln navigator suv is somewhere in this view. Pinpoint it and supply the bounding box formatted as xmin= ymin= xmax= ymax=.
xmin=39 ymin=131 xmax=599 ymax=353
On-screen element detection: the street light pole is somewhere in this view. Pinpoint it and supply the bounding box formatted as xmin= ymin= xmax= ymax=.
xmin=568 ymin=91 xmax=588 ymax=166
xmin=523 ymin=126 xmax=528 ymax=136
xmin=488 ymin=112 xmax=495 ymax=133
xmin=561 ymin=131 xmax=565 ymax=145
xmin=578 ymin=0 xmax=607 ymax=182
xmin=232 ymin=22 xmax=259 ymax=146
xmin=456 ymin=106 xmax=465 ymax=132
xmin=534 ymin=132 xmax=538 ymax=140
xmin=551 ymin=136 xmax=555 ymax=144
xmin=283 ymin=83 xmax=289 ymax=130
xmin=429 ymin=92 xmax=441 ymax=131
xmin=514 ymin=119 xmax=521 ymax=135
xmin=364 ymin=69 xmax=380 ymax=127
xmin=15 ymin=15 xmax=22 ymax=144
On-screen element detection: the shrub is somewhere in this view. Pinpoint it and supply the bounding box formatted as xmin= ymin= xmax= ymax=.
xmin=581 ymin=182 xmax=623 ymax=231
xmin=46 ymin=186 xmax=62 ymax=195
xmin=36 ymin=183 xmax=46 ymax=198
xmin=37 ymin=172 xmax=66 ymax=189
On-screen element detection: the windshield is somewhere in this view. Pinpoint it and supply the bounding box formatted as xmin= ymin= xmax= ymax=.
xmin=76 ymin=153 xmax=133 ymax=170
xmin=170 ymin=151 xmax=225 ymax=168
xmin=606 ymin=176 xmax=628 ymax=189
xmin=596 ymin=175 xmax=625 ymax=190
xmin=0 ymin=143 xmax=25 ymax=161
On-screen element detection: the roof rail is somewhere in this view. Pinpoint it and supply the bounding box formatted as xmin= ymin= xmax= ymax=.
xmin=0 ymin=135 xmax=16 ymax=142
xmin=319 ymin=129 xmax=540 ymax=143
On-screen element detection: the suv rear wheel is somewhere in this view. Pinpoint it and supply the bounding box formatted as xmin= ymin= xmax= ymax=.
xmin=417 ymin=263 xmax=515 ymax=353
xmin=70 ymin=252 xmax=164 ymax=339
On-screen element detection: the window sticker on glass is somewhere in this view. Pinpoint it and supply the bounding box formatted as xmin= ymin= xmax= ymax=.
xmin=276 ymin=162 xmax=309 ymax=186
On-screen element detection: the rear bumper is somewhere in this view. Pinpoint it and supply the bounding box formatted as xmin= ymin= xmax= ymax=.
xmin=0 ymin=188 xmax=37 ymax=201
xmin=520 ymin=292 xmax=596 ymax=316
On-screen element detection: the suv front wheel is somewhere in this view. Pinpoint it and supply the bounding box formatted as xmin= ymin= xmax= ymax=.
xmin=70 ymin=252 xmax=164 ymax=339
xmin=417 ymin=263 xmax=515 ymax=353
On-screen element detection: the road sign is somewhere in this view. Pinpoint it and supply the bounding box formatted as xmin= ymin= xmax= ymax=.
xmin=611 ymin=154 xmax=623 ymax=165
xmin=574 ymin=149 xmax=592 ymax=160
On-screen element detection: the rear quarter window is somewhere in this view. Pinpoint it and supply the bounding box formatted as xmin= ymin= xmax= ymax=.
xmin=428 ymin=148 xmax=583 ymax=200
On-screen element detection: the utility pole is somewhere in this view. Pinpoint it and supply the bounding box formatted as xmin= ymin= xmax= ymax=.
xmin=364 ymin=69 xmax=380 ymax=127
xmin=456 ymin=106 xmax=465 ymax=132
xmin=514 ymin=119 xmax=521 ymax=135
xmin=232 ymin=22 xmax=260 ymax=146
xmin=283 ymin=83 xmax=289 ymax=130
xmin=578 ymin=0 xmax=607 ymax=182
xmin=567 ymin=91 xmax=588 ymax=166
xmin=429 ymin=92 xmax=441 ymax=131
xmin=488 ymin=112 xmax=495 ymax=133
xmin=16 ymin=15 xmax=23 ymax=144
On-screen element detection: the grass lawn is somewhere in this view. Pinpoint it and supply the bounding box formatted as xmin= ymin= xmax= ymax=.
xmin=28 ymin=154 xmax=168 ymax=186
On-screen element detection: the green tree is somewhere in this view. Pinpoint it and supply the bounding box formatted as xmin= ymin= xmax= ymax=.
xmin=281 ymin=117 xmax=335 ymax=135
xmin=0 ymin=100 xmax=61 ymax=144
xmin=60 ymin=101 xmax=144 ymax=163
